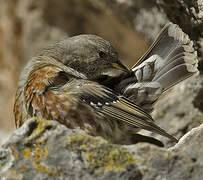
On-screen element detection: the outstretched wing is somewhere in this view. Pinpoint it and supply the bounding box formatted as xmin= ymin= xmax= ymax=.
xmin=121 ymin=23 xmax=199 ymax=112
xmin=79 ymin=81 xmax=178 ymax=142
xmin=131 ymin=22 xmax=198 ymax=90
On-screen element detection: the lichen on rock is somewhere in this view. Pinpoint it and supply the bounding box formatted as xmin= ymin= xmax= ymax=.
xmin=0 ymin=118 xmax=203 ymax=179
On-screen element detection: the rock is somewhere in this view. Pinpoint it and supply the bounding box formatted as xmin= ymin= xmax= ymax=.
xmin=0 ymin=118 xmax=203 ymax=180
xmin=140 ymin=75 xmax=203 ymax=147
xmin=170 ymin=124 xmax=203 ymax=180
xmin=0 ymin=119 xmax=141 ymax=180
xmin=0 ymin=130 xmax=11 ymax=145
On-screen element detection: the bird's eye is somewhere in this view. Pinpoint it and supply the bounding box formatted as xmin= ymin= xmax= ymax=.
xmin=99 ymin=51 xmax=107 ymax=58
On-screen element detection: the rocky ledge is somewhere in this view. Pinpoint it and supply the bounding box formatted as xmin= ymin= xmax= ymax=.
xmin=0 ymin=117 xmax=203 ymax=180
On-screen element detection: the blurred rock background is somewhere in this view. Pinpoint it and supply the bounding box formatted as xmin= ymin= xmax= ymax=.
xmin=0 ymin=0 xmax=202 ymax=145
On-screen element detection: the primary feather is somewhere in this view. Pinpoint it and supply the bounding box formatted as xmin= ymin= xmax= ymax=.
xmin=79 ymin=81 xmax=178 ymax=142
xmin=123 ymin=23 xmax=199 ymax=112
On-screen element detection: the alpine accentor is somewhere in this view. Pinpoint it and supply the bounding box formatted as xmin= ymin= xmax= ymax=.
xmin=14 ymin=23 xmax=198 ymax=147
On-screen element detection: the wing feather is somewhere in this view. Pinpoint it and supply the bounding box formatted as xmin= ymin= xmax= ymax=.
xmin=79 ymin=81 xmax=178 ymax=142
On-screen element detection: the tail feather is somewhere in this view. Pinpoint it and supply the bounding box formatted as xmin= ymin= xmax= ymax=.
xmin=155 ymin=63 xmax=197 ymax=90
xmin=124 ymin=22 xmax=199 ymax=111
xmin=131 ymin=133 xmax=164 ymax=147
xmin=131 ymin=22 xmax=198 ymax=91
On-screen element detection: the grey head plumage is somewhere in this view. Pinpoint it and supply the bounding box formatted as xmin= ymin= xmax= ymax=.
xmin=36 ymin=34 xmax=129 ymax=80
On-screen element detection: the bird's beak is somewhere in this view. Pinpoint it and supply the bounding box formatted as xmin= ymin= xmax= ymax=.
xmin=93 ymin=61 xmax=131 ymax=87
xmin=101 ymin=62 xmax=129 ymax=78
xmin=112 ymin=62 xmax=128 ymax=72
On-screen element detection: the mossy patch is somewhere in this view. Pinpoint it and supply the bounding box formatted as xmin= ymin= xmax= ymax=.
xmin=26 ymin=119 xmax=52 ymax=141
xmin=19 ymin=119 xmax=63 ymax=176
xmin=21 ymin=148 xmax=31 ymax=158
xmin=68 ymin=134 xmax=136 ymax=172
xmin=87 ymin=147 xmax=136 ymax=171
xmin=10 ymin=146 xmax=19 ymax=160
xmin=20 ymin=137 xmax=61 ymax=175
xmin=68 ymin=134 xmax=106 ymax=151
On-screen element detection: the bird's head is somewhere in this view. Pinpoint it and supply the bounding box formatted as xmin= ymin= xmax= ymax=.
xmin=36 ymin=34 xmax=130 ymax=87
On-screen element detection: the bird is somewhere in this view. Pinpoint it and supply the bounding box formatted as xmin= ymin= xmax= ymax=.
xmin=14 ymin=23 xmax=198 ymax=147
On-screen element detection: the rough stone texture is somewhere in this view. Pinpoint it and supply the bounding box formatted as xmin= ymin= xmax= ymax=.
xmin=157 ymin=0 xmax=203 ymax=39
xmin=0 ymin=119 xmax=140 ymax=180
xmin=0 ymin=118 xmax=203 ymax=180
xmin=140 ymin=75 xmax=203 ymax=147
xmin=102 ymin=0 xmax=168 ymax=40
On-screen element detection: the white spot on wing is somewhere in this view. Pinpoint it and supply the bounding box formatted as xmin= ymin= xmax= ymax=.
xmin=98 ymin=102 xmax=102 ymax=106
xmin=90 ymin=102 xmax=95 ymax=106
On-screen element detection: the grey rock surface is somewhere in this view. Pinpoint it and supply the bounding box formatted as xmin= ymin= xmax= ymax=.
xmin=141 ymin=75 xmax=203 ymax=147
xmin=0 ymin=118 xmax=203 ymax=180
